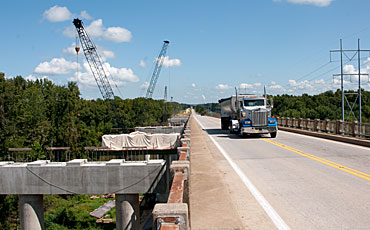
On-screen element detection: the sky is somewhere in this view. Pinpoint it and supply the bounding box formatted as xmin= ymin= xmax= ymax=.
xmin=2 ymin=0 xmax=370 ymax=103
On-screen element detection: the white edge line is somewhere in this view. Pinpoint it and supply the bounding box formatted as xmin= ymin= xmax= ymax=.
xmin=193 ymin=114 xmax=290 ymax=230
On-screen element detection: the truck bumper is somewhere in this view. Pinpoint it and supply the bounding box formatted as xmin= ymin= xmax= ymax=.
xmin=241 ymin=126 xmax=277 ymax=134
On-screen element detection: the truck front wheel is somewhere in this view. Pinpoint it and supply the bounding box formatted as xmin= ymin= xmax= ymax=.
xmin=270 ymin=132 xmax=277 ymax=138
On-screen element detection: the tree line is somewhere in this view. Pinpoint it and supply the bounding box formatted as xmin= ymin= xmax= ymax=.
xmin=0 ymin=73 xmax=187 ymax=160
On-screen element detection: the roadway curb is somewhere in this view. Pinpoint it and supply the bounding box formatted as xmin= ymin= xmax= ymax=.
xmin=278 ymin=126 xmax=370 ymax=148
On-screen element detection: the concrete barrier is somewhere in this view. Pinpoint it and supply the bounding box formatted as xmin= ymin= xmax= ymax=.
xmin=153 ymin=116 xmax=192 ymax=230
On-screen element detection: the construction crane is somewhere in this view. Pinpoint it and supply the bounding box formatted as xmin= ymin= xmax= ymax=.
xmin=146 ymin=41 xmax=170 ymax=98
xmin=73 ymin=18 xmax=115 ymax=100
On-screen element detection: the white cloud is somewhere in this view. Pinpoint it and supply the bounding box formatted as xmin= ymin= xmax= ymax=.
xmin=63 ymin=25 xmax=75 ymax=38
xmin=139 ymin=60 xmax=146 ymax=67
xmin=34 ymin=58 xmax=80 ymax=75
xmin=140 ymin=82 xmax=150 ymax=89
xmin=71 ymin=61 xmax=139 ymax=88
xmin=63 ymin=43 xmax=115 ymax=61
xmin=191 ymin=83 xmax=196 ymax=88
xmin=269 ymin=84 xmax=283 ymax=89
xmin=67 ymin=19 xmax=132 ymax=43
xmin=43 ymin=6 xmax=73 ymax=22
xmin=239 ymin=83 xmax=253 ymax=89
xmin=161 ymin=56 xmax=182 ymax=67
xmin=274 ymin=0 xmax=332 ymax=7
xmin=216 ymin=84 xmax=231 ymax=90
xmin=254 ymin=82 xmax=262 ymax=87
xmin=80 ymin=10 xmax=92 ymax=20
xmin=103 ymin=62 xmax=139 ymax=84
xmin=103 ymin=27 xmax=132 ymax=43
xmin=26 ymin=75 xmax=50 ymax=81
xmin=86 ymin=19 xmax=104 ymax=37
xmin=344 ymin=64 xmax=356 ymax=74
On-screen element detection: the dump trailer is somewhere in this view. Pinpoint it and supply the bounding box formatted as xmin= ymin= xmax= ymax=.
xmin=219 ymin=93 xmax=278 ymax=138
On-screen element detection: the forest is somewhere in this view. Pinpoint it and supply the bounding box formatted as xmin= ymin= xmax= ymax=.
xmin=0 ymin=73 xmax=187 ymax=229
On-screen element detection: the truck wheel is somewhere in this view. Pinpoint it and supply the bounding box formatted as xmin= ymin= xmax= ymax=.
xmin=270 ymin=132 xmax=277 ymax=138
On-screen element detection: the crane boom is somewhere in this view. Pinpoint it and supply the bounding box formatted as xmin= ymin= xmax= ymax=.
xmin=146 ymin=41 xmax=170 ymax=98
xmin=73 ymin=18 xmax=115 ymax=100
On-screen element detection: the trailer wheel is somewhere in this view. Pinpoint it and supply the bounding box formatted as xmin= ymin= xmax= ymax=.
xmin=270 ymin=132 xmax=277 ymax=138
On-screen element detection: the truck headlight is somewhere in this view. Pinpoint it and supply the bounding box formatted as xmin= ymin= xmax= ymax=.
xmin=244 ymin=120 xmax=251 ymax=125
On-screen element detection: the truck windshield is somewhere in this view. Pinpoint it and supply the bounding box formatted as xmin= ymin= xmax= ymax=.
xmin=244 ymin=99 xmax=264 ymax=107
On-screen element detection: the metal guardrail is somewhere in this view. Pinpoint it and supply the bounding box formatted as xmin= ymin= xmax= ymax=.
xmin=277 ymin=117 xmax=370 ymax=138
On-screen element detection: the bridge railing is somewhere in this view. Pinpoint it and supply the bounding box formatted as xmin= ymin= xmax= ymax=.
xmin=277 ymin=117 xmax=370 ymax=138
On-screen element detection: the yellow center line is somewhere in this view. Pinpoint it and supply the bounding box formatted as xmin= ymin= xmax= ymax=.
xmin=262 ymin=138 xmax=370 ymax=182
xmin=202 ymin=115 xmax=370 ymax=181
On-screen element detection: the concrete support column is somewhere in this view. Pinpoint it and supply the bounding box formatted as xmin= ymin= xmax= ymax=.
xmin=116 ymin=194 xmax=139 ymax=230
xmin=20 ymin=194 xmax=44 ymax=230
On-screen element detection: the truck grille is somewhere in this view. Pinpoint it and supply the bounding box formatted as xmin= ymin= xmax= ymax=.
xmin=252 ymin=110 xmax=268 ymax=126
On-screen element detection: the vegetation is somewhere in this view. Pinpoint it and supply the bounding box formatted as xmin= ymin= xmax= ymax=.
xmin=271 ymin=90 xmax=370 ymax=122
xmin=0 ymin=73 xmax=187 ymax=229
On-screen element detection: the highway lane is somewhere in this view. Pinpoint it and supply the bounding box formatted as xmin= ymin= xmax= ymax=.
xmin=194 ymin=114 xmax=370 ymax=230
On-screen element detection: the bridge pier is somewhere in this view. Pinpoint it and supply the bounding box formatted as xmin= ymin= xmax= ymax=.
xmin=116 ymin=194 xmax=140 ymax=230
xmin=20 ymin=194 xmax=44 ymax=230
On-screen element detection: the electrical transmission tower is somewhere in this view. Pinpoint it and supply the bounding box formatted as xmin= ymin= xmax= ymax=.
xmin=73 ymin=18 xmax=115 ymax=100
xmin=146 ymin=41 xmax=170 ymax=98
xmin=330 ymin=39 xmax=370 ymax=136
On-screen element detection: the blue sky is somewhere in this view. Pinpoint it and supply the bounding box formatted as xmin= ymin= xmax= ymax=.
xmin=2 ymin=0 xmax=370 ymax=103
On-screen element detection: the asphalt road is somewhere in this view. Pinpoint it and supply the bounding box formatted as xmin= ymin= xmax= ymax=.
xmin=194 ymin=114 xmax=370 ymax=230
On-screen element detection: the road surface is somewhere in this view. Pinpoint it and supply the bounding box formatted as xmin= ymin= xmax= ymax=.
xmin=194 ymin=114 xmax=370 ymax=230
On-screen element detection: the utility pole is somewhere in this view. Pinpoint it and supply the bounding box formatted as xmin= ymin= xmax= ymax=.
xmin=330 ymin=39 xmax=370 ymax=136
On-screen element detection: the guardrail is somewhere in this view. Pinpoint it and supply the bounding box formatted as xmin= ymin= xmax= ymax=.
xmin=153 ymin=116 xmax=191 ymax=230
xmin=277 ymin=117 xmax=370 ymax=138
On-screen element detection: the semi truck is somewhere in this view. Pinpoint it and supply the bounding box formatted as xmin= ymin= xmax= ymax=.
xmin=219 ymin=91 xmax=278 ymax=138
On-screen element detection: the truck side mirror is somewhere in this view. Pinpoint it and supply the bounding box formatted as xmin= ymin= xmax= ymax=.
xmin=270 ymin=99 xmax=274 ymax=109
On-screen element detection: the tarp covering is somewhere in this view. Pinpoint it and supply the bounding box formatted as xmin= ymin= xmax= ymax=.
xmin=102 ymin=131 xmax=180 ymax=150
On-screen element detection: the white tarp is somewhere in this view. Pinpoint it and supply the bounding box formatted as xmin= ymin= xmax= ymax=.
xmin=102 ymin=131 xmax=180 ymax=150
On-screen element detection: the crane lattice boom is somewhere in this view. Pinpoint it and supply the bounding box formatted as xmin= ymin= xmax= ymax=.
xmin=146 ymin=41 xmax=170 ymax=98
xmin=73 ymin=18 xmax=115 ymax=100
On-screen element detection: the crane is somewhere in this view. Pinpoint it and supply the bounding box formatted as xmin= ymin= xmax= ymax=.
xmin=146 ymin=41 xmax=170 ymax=98
xmin=73 ymin=18 xmax=115 ymax=100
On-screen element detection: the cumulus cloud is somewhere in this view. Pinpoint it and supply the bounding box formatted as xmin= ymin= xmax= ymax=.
xmin=140 ymin=82 xmax=150 ymax=89
xmin=63 ymin=43 xmax=115 ymax=61
xmin=80 ymin=10 xmax=92 ymax=20
xmin=216 ymin=84 xmax=231 ymax=90
xmin=34 ymin=58 xmax=80 ymax=75
xmin=63 ymin=25 xmax=75 ymax=38
xmin=103 ymin=62 xmax=139 ymax=84
xmin=103 ymin=27 xmax=132 ymax=43
xmin=43 ymin=6 xmax=73 ymax=22
xmin=274 ymin=0 xmax=332 ymax=7
xmin=26 ymin=75 xmax=50 ymax=82
xmin=139 ymin=60 xmax=146 ymax=67
xmin=161 ymin=56 xmax=182 ymax=67
xmin=63 ymin=19 xmax=132 ymax=43
xmin=239 ymin=83 xmax=253 ymax=89
xmin=72 ymin=62 xmax=139 ymax=88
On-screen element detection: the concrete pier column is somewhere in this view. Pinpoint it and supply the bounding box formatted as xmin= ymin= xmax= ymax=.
xmin=116 ymin=194 xmax=139 ymax=230
xmin=19 ymin=194 xmax=44 ymax=230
